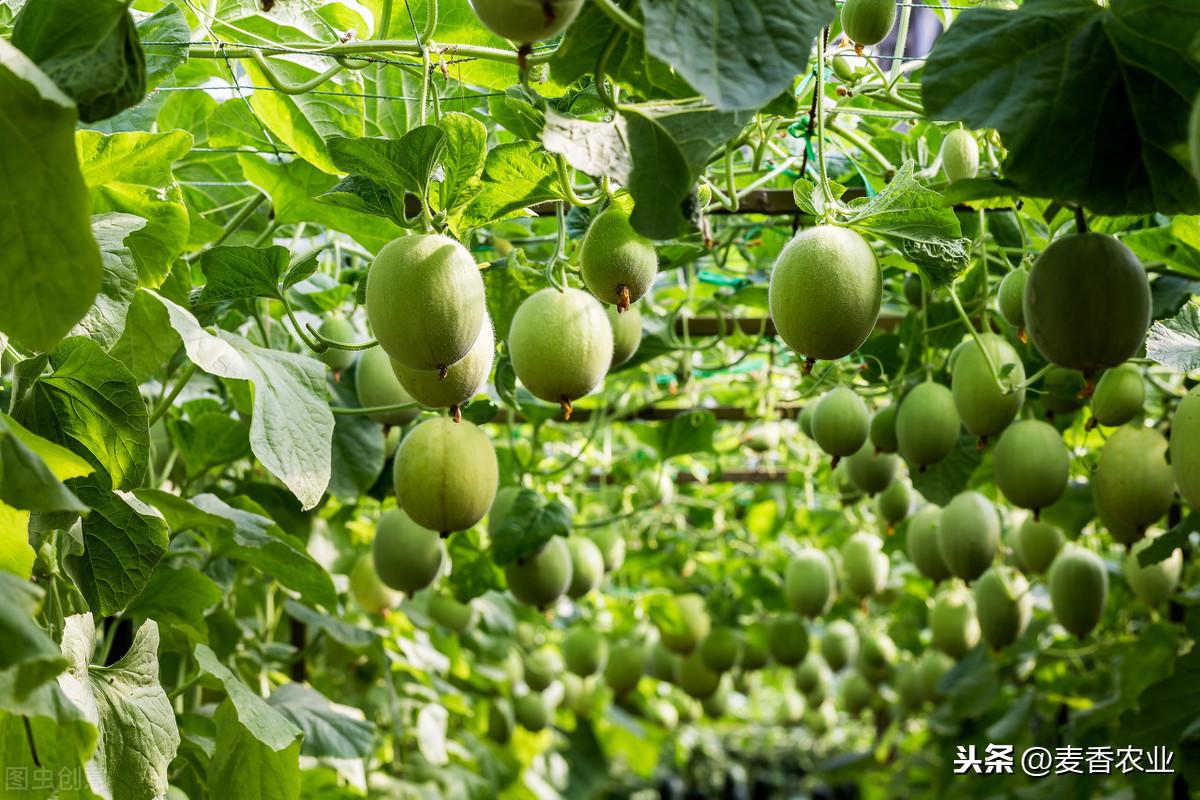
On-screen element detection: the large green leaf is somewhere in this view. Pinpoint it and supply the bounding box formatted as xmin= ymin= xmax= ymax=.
xmin=0 ymin=574 xmax=68 ymax=700
xmin=11 ymin=0 xmax=146 ymax=123
xmin=327 ymin=379 xmax=385 ymax=501
xmin=71 ymin=213 xmax=144 ymax=348
xmin=208 ymin=699 xmax=302 ymax=800
xmin=195 ymin=644 xmax=303 ymax=751
xmin=491 ymin=489 xmax=572 ymax=567
xmin=136 ymin=4 xmax=188 ymax=91
xmin=0 ymin=674 xmax=98 ymax=799
xmin=267 ymin=683 xmax=373 ymax=759
xmin=327 ymin=125 xmax=448 ymax=199
xmin=168 ymin=412 xmax=252 ymax=479
xmin=0 ymin=39 xmax=102 ymax=353
xmin=1146 ymin=302 xmax=1200 ymax=372
xmin=922 ymin=0 xmax=1200 ymax=216
xmin=463 ymin=142 xmax=569 ymax=230
xmin=197 ymin=245 xmax=300 ymax=305
xmin=124 ymin=565 xmax=223 ymax=643
xmin=109 ymin=288 xmax=180 ymax=383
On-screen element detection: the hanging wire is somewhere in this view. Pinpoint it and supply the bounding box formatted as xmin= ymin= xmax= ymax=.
xmin=152 ymin=83 xmax=505 ymax=102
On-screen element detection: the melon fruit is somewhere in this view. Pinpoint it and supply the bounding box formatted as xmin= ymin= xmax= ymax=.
xmin=393 ymin=417 xmax=498 ymax=534
xmin=355 ymin=346 xmax=419 ymax=425
xmin=580 ymin=207 xmax=658 ymax=310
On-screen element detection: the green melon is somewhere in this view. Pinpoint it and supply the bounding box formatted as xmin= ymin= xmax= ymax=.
xmin=1125 ymin=531 xmax=1183 ymax=607
xmin=744 ymin=422 xmax=782 ymax=453
xmin=795 ymin=654 xmax=831 ymax=697
xmin=513 ymin=691 xmax=552 ymax=731
xmin=896 ymin=382 xmax=961 ymax=469
xmin=992 ymin=420 xmax=1069 ymax=511
xmin=470 ymin=0 xmax=583 ymax=43
xmin=392 ymin=315 xmax=494 ymax=411
xmin=607 ymin=305 xmax=642 ymax=368
xmin=767 ymin=613 xmax=810 ymax=667
xmin=1048 ymin=545 xmax=1108 ymax=638
xmin=676 ymin=650 xmax=721 ymax=699
xmin=799 ymin=403 xmax=817 ymax=438
xmin=842 ymin=532 xmax=889 ymax=598
xmin=785 ymin=547 xmax=837 ymax=617
xmin=589 ymin=526 xmax=626 ymax=572
xmin=566 ymin=536 xmax=605 ymax=599
xmin=1017 ymin=518 xmax=1064 ymax=574
xmin=997 ymin=268 xmax=1028 ymax=329
xmin=950 ymin=333 xmax=1026 ymax=441
xmin=1096 ymin=498 xmax=1142 ymax=547
xmin=372 ymin=508 xmax=444 ymax=594
xmin=1170 ymin=386 xmax=1200 ymax=510
xmin=427 ymin=592 xmax=476 ymax=633
xmin=580 ymin=207 xmax=658 ymax=309
xmin=840 ymin=0 xmax=897 ymax=45
xmin=563 ymin=626 xmax=607 ymax=677
xmin=903 ymin=273 xmax=924 ymax=308
xmin=355 ymin=346 xmax=419 ymax=425
xmin=701 ymin=687 xmax=729 ymax=719
xmin=875 ymin=479 xmax=912 ymax=525
xmin=840 ymin=671 xmax=874 ymax=715
xmin=856 ymin=632 xmax=897 ymax=683
xmin=1094 ymin=425 xmax=1174 ymax=534
xmin=488 ymin=699 xmax=514 ymax=744
xmin=508 ymin=287 xmax=613 ymax=409
xmin=699 ymin=627 xmax=742 ymax=673
xmin=937 ymin=491 xmax=1000 ymax=582
xmin=656 ymin=594 xmax=711 ymax=654
xmin=812 ymin=386 xmax=870 ymax=460
xmin=393 ymin=417 xmax=498 ymax=534
xmin=366 ymin=234 xmax=485 ymax=372
xmin=930 ymin=585 xmax=980 ymax=659
xmin=604 ymin=643 xmax=645 ymax=695
xmin=522 ymin=647 xmax=561 ymax=692
xmin=505 ymin=536 xmax=573 ymax=608
xmin=768 ymin=225 xmax=882 ymax=361
xmin=919 ymin=650 xmax=954 ymax=699
xmin=895 ymin=661 xmax=926 ymax=712
xmin=820 ymin=620 xmax=859 ymax=672
xmin=870 ymin=404 xmax=899 ymax=453
xmin=845 ymin=441 xmax=899 ymax=495
xmin=1040 ymin=366 xmax=1088 ymax=416
xmin=1090 ymin=363 xmax=1144 ymax=428
xmin=349 ymin=552 xmax=396 ymax=614
xmin=1024 ymin=233 xmax=1151 ymax=373
xmin=906 ymin=504 xmax=951 ymax=583
xmin=648 ymin=641 xmax=681 ymax=682
xmin=973 ymin=567 xmax=1032 ymax=650
xmin=741 ymin=622 xmax=770 ymax=671
xmin=315 ymin=317 xmax=359 ymax=371
xmin=941 ymin=129 xmax=980 ymax=182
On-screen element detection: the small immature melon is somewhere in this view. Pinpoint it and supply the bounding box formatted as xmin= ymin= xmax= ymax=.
xmin=1048 ymin=545 xmax=1108 ymax=638
xmin=1170 ymin=387 xmax=1200 ymax=510
xmin=997 ymin=268 xmax=1028 ymax=329
xmin=349 ymin=552 xmax=396 ymax=614
xmin=563 ymin=626 xmax=608 ymax=677
xmin=768 ymin=226 xmax=882 ymax=361
xmin=355 ymin=346 xmax=419 ymax=426
xmin=835 ymin=462 xmax=864 ymax=505
xmin=589 ymin=526 xmax=626 ymax=572
xmin=513 ymin=691 xmax=552 ymax=732
xmin=1040 ymin=366 xmax=1088 ymax=416
xmin=937 ymin=491 xmax=1000 ymax=582
xmin=522 ymin=647 xmax=562 ymax=692
xmin=812 ymin=386 xmax=870 ymax=461
xmin=973 ymin=567 xmax=1032 ymax=650
xmin=903 ymin=273 xmax=924 ymax=308
xmin=841 ymin=0 xmax=898 ymax=46
xmin=1090 ymin=363 xmax=1144 ymax=428
xmin=566 ymin=536 xmax=605 ymax=599
xmin=799 ymin=404 xmax=817 ymax=439
xmin=470 ymin=0 xmax=583 ymax=43
xmin=656 ymin=594 xmax=711 ymax=654
xmin=648 ymin=641 xmax=681 ymax=682
xmin=607 ymin=305 xmax=642 ymax=368
xmin=580 ymin=207 xmax=658 ymax=310
xmin=840 ymin=671 xmax=873 ymax=715
xmin=992 ymin=420 xmax=1069 ymax=511
xmin=1017 ymin=518 xmax=1064 ymax=574
xmin=508 ymin=287 xmax=613 ymax=412
xmin=842 ymin=532 xmax=889 ymax=599
xmin=941 ymin=129 xmax=980 ymax=182
xmin=505 ymin=536 xmax=573 ymax=608
xmin=875 ymin=479 xmax=912 ymax=525
xmin=741 ymin=623 xmax=770 ymax=671
xmin=919 ymin=650 xmax=954 ymax=700
xmin=317 ymin=317 xmax=358 ymax=371
xmin=795 ymin=655 xmax=832 ymax=698
xmin=906 ymin=505 xmax=952 ymax=583
xmin=845 ymin=441 xmax=899 ymax=495
xmin=676 ymin=650 xmax=721 ymax=699
xmin=1024 ymin=233 xmax=1151 ymax=373
xmin=895 ymin=661 xmax=926 ymax=712
xmin=1096 ymin=498 xmax=1141 ymax=547
xmin=372 ymin=509 xmax=444 ymax=594
xmin=366 ymin=234 xmax=485 ymax=372
xmin=604 ymin=643 xmax=645 ymax=695
xmin=1125 ymin=531 xmax=1183 ymax=607
xmin=820 ymin=619 xmax=859 ymax=672
xmin=393 ymin=417 xmax=498 ymax=533
xmin=856 ymin=631 xmax=897 ymax=683
xmin=870 ymin=404 xmax=899 ymax=453
xmin=1094 ymin=425 xmax=1174 ymax=534
xmin=930 ymin=586 xmax=980 ymax=659
xmin=392 ymin=315 xmax=494 ymax=412
xmin=785 ymin=548 xmax=837 ymax=617
xmin=428 ymin=592 xmax=476 ymax=633
xmin=767 ymin=613 xmax=810 ymax=667
xmin=950 ymin=333 xmax=1026 ymax=441
xmin=896 ymin=382 xmax=961 ymax=469
xmin=744 ymin=422 xmax=782 ymax=453
xmin=699 ymin=628 xmax=742 ymax=673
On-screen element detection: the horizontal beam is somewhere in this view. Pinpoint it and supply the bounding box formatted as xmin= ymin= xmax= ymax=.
xmin=674 ymin=311 xmax=903 ymax=338
xmin=585 ymin=470 xmax=798 ymax=485
xmin=496 ymin=405 xmax=808 ymax=424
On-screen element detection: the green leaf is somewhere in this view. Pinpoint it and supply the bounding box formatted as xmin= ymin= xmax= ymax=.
xmin=0 ymin=677 xmax=97 ymax=797
xmin=542 ymin=108 xmax=632 ymax=183
xmin=922 ymin=0 xmax=1200 ymax=216
xmin=1121 ymin=625 xmax=1200 ymax=754
xmin=939 ymin=177 xmax=1023 ymax=207
xmin=446 ymin=528 xmax=505 ymax=603
xmin=195 ymin=644 xmax=302 ymax=751
xmin=0 ymin=573 xmax=68 ymax=700
xmin=639 ymin=0 xmax=834 ymax=111
xmin=488 ymin=89 xmax=546 ymax=141
xmin=1137 ymin=512 xmax=1198 ymax=567
xmin=315 ymin=174 xmax=406 ymax=225
xmin=463 ymin=142 xmax=568 ymax=230
xmin=0 ymin=411 xmax=90 ymax=516
xmin=66 ymin=477 xmax=169 ymax=616
xmin=1146 ymin=302 xmax=1200 ymax=372
xmin=109 ymin=288 xmax=179 ymax=382
xmin=58 ymin=614 xmax=180 ymax=800
xmin=71 ymin=213 xmax=144 ymax=348
xmin=1124 ymin=217 xmax=1200 ymax=279
xmin=15 ymin=336 xmax=149 ymax=490
xmin=124 ymin=565 xmax=223 ymax=643
xmin=267 ymin=683 xmax=373 ymax=759
xmin=655 ymin=410 xmax=718 ymax=460
xmin=492 ymin=489 xmax=572 ymax=567
xmin=137 ymin=4 xmax=188 ymax=90
xmin=283 ymin=599 xmax=379 ymax=652
xmin=11 ymin=0 xmax=146 ymax=123
xmin=151 ymin=293 xmax=334 ymax=509
xmin=208 ymin=699 xmax=302 ymax=800
xmin=909 ymin=434 xmax=982 ymax=506
xmin=327 ymin=125 xmax=448 ymax=200
xmin=327 ymin=379 xmax=385 ymax=501
xmin=0 ymin=39 xmax=102 ymax=353
xmin=434 ymin=112 xmax=488 ymax=227
xmin=168 ymin=412 xmax=251 ymax=479
xmin=197 ymin=245 xmax=296 ymax=305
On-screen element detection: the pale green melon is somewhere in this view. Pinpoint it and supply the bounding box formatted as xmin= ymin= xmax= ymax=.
xmin=741 ymin=622 xmax=770 ymax=670
xmin=906 ymin=505 xmax=951 ymax=583
xmin=349 ymin=552 xmax=396 ymax=614
xmin=522 ymin=646 xmax=561 ymax=691
xmin=676 ymin=650 xmax=720 ymax=699
xmin=997 ymin=268 xmax=1028 ymax=329
xmin=842 ymin=532 xmax=889 ymax=598
xmin=875 ymin=479 xmax=912 ymax=525
xmin=930 ymin=586 xmax=980 ymax=659
xmin=795 ymin=655 xmax=831 ymax=700
xmin=812 ymin=386 xmax=870 ymax=459
xmin=393 ymin=417 xmax=499 ymax=534
xmin=699 ymin=627 xmax=742 ymax=673
xmin=839 ymin=671 xmax=873 ymax=715
xmin=563 ymin=626 xmax=607 ymax=677
xmin=937 ymin=491 xmax=1000 ymax=582
xmin=566 ymin=536 xmax=605 ymax=599
xmin=505 ymin=536 xmax=573 ymax=608
xmin=488 ymin=486 xmax=523 ymax=537
xmin=656 ymin=593 xmax=710 ymax=654
xmin=366 ymin=234 xmax=485 ymax=372
xmin=392 ymin=315 xmax=494 ymax=411
xmin=767 ymin=613 xmax=810 ymax=667
xmin=1125 ymin=531 xmax=1183 ymax=607
xmin=355 ymin=346 xmax=419 ymax=426
xmin=372 ymin=508 xmax=444 ymax=594
xmin=785 ymin=548 xmax=836 ymax=617
xmin=950 ymin=333 xmax=1025 ymax=441
xmin=840 ymin=0 xmax=897 ymax=45
xmin=941 ymin=129 xmax=980 ymax=182
xmin=1094 ymin=425 xmax=1174 ymax=534
xmin=580 ymin=207 xmax=658 ymax=308
xmin=316 ymin=317 xmax=358 ymax=370
xmin=427 ymin=592 xmax=476 ymax=633
xmin=992 ymin=420 xmax=1069 ymax=511
xmin=973 ymin=566 xmax=1032 ymax=649
xmin=1170 ymin=386 xmax=1200 ymax=510
xmin=896 ymin=382 xmax=961 ymax=468
xmin=1017 ymin=518 xmax=1064 ymax=574
xmin=1090 ymin=363 xmax=1144 ymax=428
xmin=845 ymin=441 xmax=899 ymax=495
xmin=607 ymin=305 xmax=642 ymax=368
xmin=508 ymin=287 xmax=613 ymax=408
xmin=856 ymin=632 xmax=896 ymax=683
xmin=919 ymin=650 xmax=954 ymax=699
xmin=1048 ymin=545 xmax=1108 ymax=638
xmin=820 ymin=619 xmax=858 ymax=672
xmin=870 ymin=404 xmax=899 ymax=453
xmin=513 ymin=691 xmax=552 ymax=731
xmin=470 ymin=0 xmax=583 ymax=43
xmin=604 ymin=643 xmax=645 ymax=695
xmin=589 ymin=526 xmax=626 ymax=571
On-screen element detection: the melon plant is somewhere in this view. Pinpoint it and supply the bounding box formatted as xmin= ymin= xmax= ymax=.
xmin=1124 ymin=532 xmax=1183 ymax=607
xmin=796 ymin=655 xmax=832 ymax=699
xmin=856 ymin=631 xmax=897 ymax=683
xmin=950 ymin=334 xmax=1025 ymax=442
xmin=845 ymin=441 xmax=898 ymax=495
xmin=906 ymin=505 xmax=952 ymax=583
xmin=1040 ymin=366 xmax=1088 ymax=416
xmin=937 ymin=491 xmax=1000 ymax=582
xmin=785 ymin=547 xmax=837 ymax=617
xmin=563 ymin=626 xmax=607 ymax=677
xmin=1171 ymin=386 xmax=1200 ymax=510
xmin=941 ymin=129 xmax=979 ymax=182
xmin=767 ymin=613 xmax=810 ymax=667
xmin=392 ymin=315 xmax=495 ymax=414
xmin=1048 ymin=545 xmax=1109 ymax=638
xmin=1023 ymin=233 xmax=1152 ymax=374
xmin=919 ymin=650 xmax=954 ymax=700
xmin=1089 ymin=363 xmax=1144 ymax=428
xmin=741 ymin=623 xmax=770 ymax=671
xmin=580 ymin=206 xmax=658 ymax=310
xmin=372 ymin=508 xmax=444 ymax=595
xmin=840 ymin=0 xmax=897 ymax=45
xmin=589 ymin=526 xmax=626 ymax=572
xmin=812 ymin=386 xmax=870 ymax=463
xmin=992 ymin=420 xmax=1069 ymax=512
xmin=508 ymin=287 xmax=614 ymax=416
xmin=488 ymin=486 xmax=522 ymax=537
xmin=648 ymin=641 xmax=681 ymax=683
xmin=903 ymin=273 xmax=924 ymax=308
xmin=513 ymin=691 xmax=552 ymax=732
xmin=316 ymin=317 xmax=358 ymax=370
xmin=997 ymin=267 xmax=1028 ymax=330
xmin=768 ymin=226 xmax=882 ymax=363
xmin=355 ymin=346 xmax=419 ymax=425
xmin=1017 ymin=518 xmax=1065 ymax=574
xmin=973 ymin=567 xmax=1032 ymax=649
xmin=676 ymin=650 xmax=721 ymax=699
xmin=366 ymin=234 xmax=486 ymax=373
xmin=929 ymin=585 xmax=980 ymax=659
xmin=393 ymin=417 xmax=499 ymax=534
xmin=1093 ymin=425 xmax=1175 ymax=536
xmin=607 ymin=305 xmax=643 ymax=368
xmin=505 ymin=536 xmax=573 ymax=608
xmin=565 ymin=536 xmax=605 ymax=599
xmin=842 ymin=532 xmax=889 ymax=598
xmin=896 ymin=382 xmax=961 ymax=469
